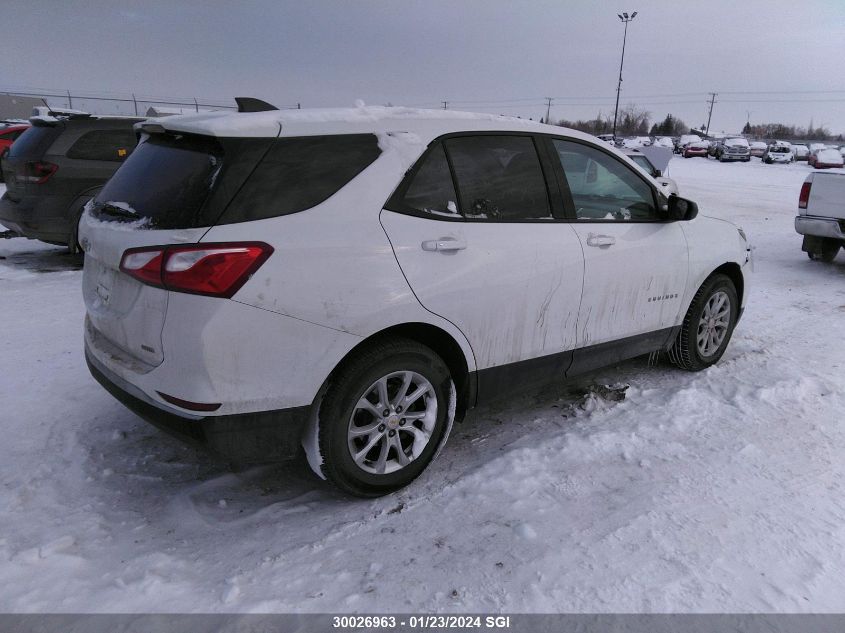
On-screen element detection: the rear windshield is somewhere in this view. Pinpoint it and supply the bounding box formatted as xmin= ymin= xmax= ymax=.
xmin=91 ymin=133 xmax=223 ymax=229
xmin=8 ymin=124 xmax=62 ymax=159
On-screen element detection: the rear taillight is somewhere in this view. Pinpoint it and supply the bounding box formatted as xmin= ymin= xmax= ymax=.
xmin=20 ymin=160 xmax=58 ymax=184
xmin=798 ymin=181 xmax=812 ymax=209
xmin=119 ymin=242 xmax=273 ymax=298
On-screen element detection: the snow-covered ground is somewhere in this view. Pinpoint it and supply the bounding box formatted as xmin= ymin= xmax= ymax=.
xmin=2 ymin=158 xmax=845 ymax=613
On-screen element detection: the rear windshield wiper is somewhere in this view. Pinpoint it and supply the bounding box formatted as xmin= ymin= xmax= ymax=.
xmin=94 ymin=201 xmax=141 ymax=221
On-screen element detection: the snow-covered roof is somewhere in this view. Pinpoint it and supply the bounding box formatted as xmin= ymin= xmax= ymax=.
xmin=145 ymin=105 xmax=582 ymax=141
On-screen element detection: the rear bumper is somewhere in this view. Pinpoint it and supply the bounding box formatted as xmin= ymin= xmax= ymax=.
xmin=86 ymin=345 xmax=310 ymax=463
xmin=0 ymin=192 xmax=73 ymax=244
xmin=795 ymin=215 xmax=845 ymax=240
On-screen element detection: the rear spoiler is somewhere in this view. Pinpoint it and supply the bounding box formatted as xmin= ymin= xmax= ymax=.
xmin=30 ymin=105 xmax=92 ymax=127
xmin=235 ymin=97 xmax=278 ymax=113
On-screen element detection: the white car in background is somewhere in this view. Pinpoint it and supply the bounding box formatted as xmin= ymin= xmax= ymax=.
xmin=80 ymin=106 xmax=751 ymax=496
xmin=624 ymin=148 xmax=679 ymax=196
xmin=792 ymin=144 xmax=810 ymax=161
xmin=762 ymin=143 xmax=794 ymax=164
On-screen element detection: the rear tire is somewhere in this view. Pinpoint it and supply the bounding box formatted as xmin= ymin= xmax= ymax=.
xmin=807 ymin=239 xmax=840 ymax=263
xmin=669 ymin=274 xmax=739 ymax=371
xmin=317 ymin=337 xmax=453 ymax=497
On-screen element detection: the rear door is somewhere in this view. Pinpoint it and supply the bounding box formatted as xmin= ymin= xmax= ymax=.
xmin=545 ymin=138 xmax=688 ymax=372
xmin=381 ymin=134 xmax=585 ymax=396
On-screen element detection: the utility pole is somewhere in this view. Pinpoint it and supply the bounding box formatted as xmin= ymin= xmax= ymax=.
xmin=705 ymin=92 xmax=717 ymax=137
xmin=612 ymin=11 xmax=638 ymax=141
xmin=441 ymin=100 xmax=448 ymax=110
xmin=67 ymin=89 xmax=73 ymax=109
xmin=545 ymin=97 xmax=553 ymax=124
xmin=132 ymin=93 xmax=138 ymax=116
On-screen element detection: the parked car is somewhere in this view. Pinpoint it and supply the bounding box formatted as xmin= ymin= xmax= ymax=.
xmin=596 ymin=134 xmax=615 ymax=145
xmin=0 ymin=123 xmax=30 ymax=183
xmin=749 ymin=141 xmax=768 ymax=158
xmin=676 ymin=134 xmax=702 ymax=154
xmin=0 ymin=123 xmax=29 ymax=158
xmin=80 ymin=106 xmax=751 ymax=496
xmin=623 ymin=148 xmax=679 ymax=196
xmin=762 ymin=143 xmax=794 ymax=164
xmin=0 ymin=110 xmax=143 ymax=251
xmin=683 ymin=140 xmax=710 ymax=158
xmin=716 ymin=138 xmax=751 ymax=162
xmin=796 ymin=171 xmax=845 ymax=261
xmin=792 ymin=144 xmax=810 ymax=161
xmin=707 ymin=139 xmax=721 ymax=158
xmin=808 ymin=148 xmax=844 ymax=169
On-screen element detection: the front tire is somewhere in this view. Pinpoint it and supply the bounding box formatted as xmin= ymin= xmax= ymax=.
xmin=317 ymin=337 xmax=453 ymax=497
xmin=669 ymin=274 xmax=739 ymax=371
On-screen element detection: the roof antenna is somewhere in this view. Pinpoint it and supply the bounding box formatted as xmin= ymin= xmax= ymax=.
xmin=235 ymin=97 xmax=279 ymax=113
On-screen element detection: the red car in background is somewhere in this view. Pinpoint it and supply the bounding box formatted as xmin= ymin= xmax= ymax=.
xmin=683 ymin=140 xmax=710 ymax=158
xmin=0 ymin=123 xmax=30 ymax=158
xmin=808 ymin=148 xmax=844 ymax=169
xmin=0 ymin=123 xmax=30 ymax=183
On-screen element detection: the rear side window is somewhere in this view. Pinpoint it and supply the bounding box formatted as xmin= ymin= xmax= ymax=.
xmin=219 ymin=134 xmax=381 ymax=224
xmin=400 ymin=142 xmax=459 ymax=217
xmin=91 ymin=134 xmax=222 ymax=229
xmin=444 ymin=136 xmax=552 ymax=220
xmin=8 ymin=125 xmax=62 ymax=159
xmin=67 ymin=129 xmax=137 ymax=161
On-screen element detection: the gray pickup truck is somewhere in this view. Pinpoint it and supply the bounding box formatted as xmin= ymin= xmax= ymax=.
xmin=796 ymin=172 xmax=845 ymax=262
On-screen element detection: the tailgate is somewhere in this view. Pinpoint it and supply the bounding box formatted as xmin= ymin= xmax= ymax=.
xmin=807 ymin=173 xmax=845 ymax=221
xmin=81 ymin=212 xmax=207 ymax=368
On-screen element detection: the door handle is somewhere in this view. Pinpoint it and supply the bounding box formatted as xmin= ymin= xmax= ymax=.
xmin=586 ymin=233 xmax=616 ymax=248
xmin=421 ymin=237 xmax=467 ymax=252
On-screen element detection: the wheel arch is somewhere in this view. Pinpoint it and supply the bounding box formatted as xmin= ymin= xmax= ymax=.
xmin=321 ymin=322 xmax=475 ymax=423
xmin=710 ymin=262 xmax=744 ymax=306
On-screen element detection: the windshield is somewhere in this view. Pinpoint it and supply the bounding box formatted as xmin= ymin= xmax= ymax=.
xmin=630 ymin=155 xmax=653 ymax=172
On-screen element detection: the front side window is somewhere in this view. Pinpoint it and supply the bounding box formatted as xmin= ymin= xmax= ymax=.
xmin=552 ymin=139 xmax=657 ymax=221
xmin=444 ymin=135 xmax=552 ymax=220
xmin=67 ymin=129 xmax=137 ymax=161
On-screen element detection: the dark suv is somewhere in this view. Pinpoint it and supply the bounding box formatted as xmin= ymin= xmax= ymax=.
xmin=0 ymin=111 xmax=143 ymax=251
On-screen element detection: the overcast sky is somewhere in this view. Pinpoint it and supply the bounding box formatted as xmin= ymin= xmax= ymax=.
xmin=4 ymin=0 xmax=845 ymax=134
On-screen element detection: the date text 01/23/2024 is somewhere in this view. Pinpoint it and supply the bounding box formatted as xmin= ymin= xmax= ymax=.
xmin=332 ymin=615 xmax=512 ymax=629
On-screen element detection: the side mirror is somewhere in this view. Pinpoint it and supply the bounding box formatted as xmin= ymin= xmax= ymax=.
xmin=667 ymin=194 xmax=698 ymax=221
xmin=653 ymin=169 xmax=662 ymax=177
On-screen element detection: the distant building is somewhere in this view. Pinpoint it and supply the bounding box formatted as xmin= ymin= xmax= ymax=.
xmin=0 ymin=94 xmax=44 ymax=120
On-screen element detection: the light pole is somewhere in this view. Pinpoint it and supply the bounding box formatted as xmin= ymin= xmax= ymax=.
xmin=612 ymin=11 xmax=637 ymax=142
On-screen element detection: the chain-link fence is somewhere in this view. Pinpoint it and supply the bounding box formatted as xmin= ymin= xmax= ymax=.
xmin=0 ymin=87 xmax=300 ymax=118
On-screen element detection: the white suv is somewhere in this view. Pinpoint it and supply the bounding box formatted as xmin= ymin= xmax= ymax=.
xmin=80 ymin=106 xmax=751 ymax=496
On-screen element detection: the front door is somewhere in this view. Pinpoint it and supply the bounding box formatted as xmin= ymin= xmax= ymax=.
xmin=546 ymin=138 xmax=689 ymax=370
